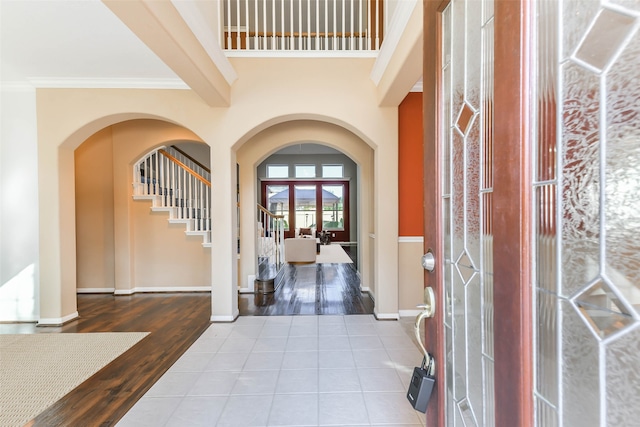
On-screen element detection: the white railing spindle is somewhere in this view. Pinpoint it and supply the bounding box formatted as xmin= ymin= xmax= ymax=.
xmin=222 ymin=0 xmax=383 ymax=52
xmin=133 ymin=147 xmax=212 ymax=245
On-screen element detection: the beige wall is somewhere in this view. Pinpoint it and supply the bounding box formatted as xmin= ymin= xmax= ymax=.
xmin=74 ymin=120 xmax=211 ymax=293
xmin=75 ymin=128 xmax=116 ymax=291
xmin=35 ymin=56 xmax=401 ymax=323
xmin=398 ymin=238 xmax=426 ymax=314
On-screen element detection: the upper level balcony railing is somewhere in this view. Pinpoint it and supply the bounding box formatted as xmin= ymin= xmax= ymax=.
xmin=221 ymin=0 xmax=384 ymax=52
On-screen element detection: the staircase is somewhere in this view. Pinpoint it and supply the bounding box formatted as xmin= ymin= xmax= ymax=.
xmin=255 ymin=204 xmax=286 ymax=292
xmin=132 ymin=146 xmax=212 ymax=247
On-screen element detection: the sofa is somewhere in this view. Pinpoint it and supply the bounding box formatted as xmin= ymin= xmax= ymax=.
xmin=284 ymin=237 xmax=317 ymax=263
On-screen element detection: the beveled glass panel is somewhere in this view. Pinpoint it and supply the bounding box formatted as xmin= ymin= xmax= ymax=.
xmin=535 ymin=0 xmax=557 ymax=184
xmin=466 ymin=119 xmax=481 ymax=266
xmin=483 ymin=358 xmax=495 ymax=426
xmin=535 ymin=396 xmax=559 ymax=427
xmin=574 ymin=279 xmax=635 ymax=338
xmin=575 ymin=9 xmax=636 ymax=71
xmin=466 ymin=275 xmax=483 ymax=420
xmin=456 ymin=251 xmax=476 ymax=283
xmin=606 ymin=325 xmax=640 ymax=425
xmin=452 ymin=130 xmax=466 ymax=257
xmin=482 ymin=271 xmax=494 ymax=359
xmin=605 ymin=30 xmax=640 ymax=312
xmin=444 ymin=197 xmax=452 ymax=261
xmin=453 ymin=264 xmax=467 ymax=401
xmin=561 ymin=0 xmax=601 ymax=60
xmin=446 ymin=322 xmax=455 ymax=416
xmin=481 ymin=20 xmax=494 ymax=191
xmin=482 ymin=0 xmax=494 ymax=24
xmin=451 ymin=0 xmax=466 ymax=118
xmin=610 ymin=0 xmax=640 ymax=11
xmin=535 ymin=289 xmax=558 ymax=406
xmin=562 ymin=300 xmax=600 ymax=426
xmin=482 ymin=192 xmax=493 ymax=274
xmin=560 ymin=62 xmax=601 ymax=297
xmin=443 ymin=4 xmax=452 ymax=68
xmin=466 ymin=0 xmax=482 ymax=111
xmin=456 ymin=103 xmax=475 ymax=135
xmin=457 ymin=398 xmax=479 ymax=426
xmin=535 ymin=185 xmax=557 ymax=293
xmin=443 ymin=65 xmax=452 ymax=197
xmin=445 ymin=261 xmax=453 ymax=328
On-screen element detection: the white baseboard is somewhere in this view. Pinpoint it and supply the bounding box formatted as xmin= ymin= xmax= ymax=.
xmin=360 ymin=286 xmax=372 ymax=294
xmin=239 ymin=275 xmax=256 ymax=294
xmin=38 ymin=311 xmax=79 ymax=326
xmin=211 ymin=308 xmax=239 ymax=322
xmin=373 ymin=311 xmax=400 ymax=321
xmin=113 ymin=286 xmax=211 ymax=295
xmin=399 ymin=309 xmax=422 ymax=317
xmin=77 ymin=288 xmax=115 ymax=294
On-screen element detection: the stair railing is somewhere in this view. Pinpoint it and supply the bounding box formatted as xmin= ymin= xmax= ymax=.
xmin=256 ymin=203 xmax=285 ymax=279
xmin=133 ymin=147 xmax=211 ymax=236
xmin=165 ymin=146 xmax=211 ymax=183
xmin=221 ymin=0 xmax=384 ymax=51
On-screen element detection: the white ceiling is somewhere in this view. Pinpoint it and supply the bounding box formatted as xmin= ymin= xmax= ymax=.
xmin=0 ymin=0 xmax=183 ymax=86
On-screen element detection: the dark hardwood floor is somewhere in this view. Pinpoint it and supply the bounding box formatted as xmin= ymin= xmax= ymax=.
xmin=239 ymin=262 xmax=374 ymax=315
xmin=3 ymin=261 xmax=371 ymax=426
xmin=17 ymin=293 xmax=213 ymax=427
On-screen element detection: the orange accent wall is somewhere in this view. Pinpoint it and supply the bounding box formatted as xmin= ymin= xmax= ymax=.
xmin=398 ymin=92 xmax=424 ymax=236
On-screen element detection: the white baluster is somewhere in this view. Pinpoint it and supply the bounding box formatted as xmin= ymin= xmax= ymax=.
xmin=358 ymin=0 xmax=361 ymax=50
xmin=245 ymin=0 xmax=249 ymax=49
xmin=226 ymin=0 xmax=232 ymax=49
xmin=254 ymin=0 xmax=259 ymax=49
xmin=306 ymin=0 xmax=311 ymax=50
xmin=342 ymin=0 xmax=345 ymax=50
xmin=236 ymin=0 xmax=240 ymax=49
xmin=376 ymin=0 xmax=380 ymax=50
xmin=350 ymin=0 xmax=354 ymax=50
xmin=315 ymin=0 xmax=319 ymax=50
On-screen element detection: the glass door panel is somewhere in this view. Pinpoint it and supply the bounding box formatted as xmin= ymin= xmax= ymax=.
xmin=322 ymin=184 xmax=344 ymax=230
xmin=266 ymin=185 xmax=290 ymax=231
xmin=294 ymin=185 xmax=317 ymax=229
xmin=440 ymin=0 xmax=494 ymax=424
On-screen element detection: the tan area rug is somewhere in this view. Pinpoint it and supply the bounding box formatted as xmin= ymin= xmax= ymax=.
xmin=315 ymin=244 xmax=353 ymax=264
xmin=0 ymin=332 xmax=148 ymax=427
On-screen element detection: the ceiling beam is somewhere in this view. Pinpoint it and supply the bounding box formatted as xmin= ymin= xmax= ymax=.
xmin=103 ymin=0 xmax=234 ymax=107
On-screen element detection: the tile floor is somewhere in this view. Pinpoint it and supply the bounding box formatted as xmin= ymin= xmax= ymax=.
xmin=117 ymin=314 xmax=427 ymax=426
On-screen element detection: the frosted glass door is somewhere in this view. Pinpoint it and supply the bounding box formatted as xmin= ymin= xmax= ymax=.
xmin=440 ymin=0 xmax=495 ymax=424
xmin=533 ymin=0 xmax=640 ymax=425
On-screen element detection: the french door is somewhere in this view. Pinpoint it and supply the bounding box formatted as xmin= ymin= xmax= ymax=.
xmin=261 ymin=180 xmax=350 ymax=241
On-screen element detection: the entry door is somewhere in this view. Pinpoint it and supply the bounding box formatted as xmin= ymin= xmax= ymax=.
xmin=423 ymin=0 xmax=531 ymax=425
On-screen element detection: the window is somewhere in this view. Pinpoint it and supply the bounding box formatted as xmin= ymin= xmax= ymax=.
xmin=295 ymin=164 xmax=316 ymax=178
xmin=322 ymin=184 xmax=344 ymax=230
xmin=322 ymin=164 xmax=343 ymax=178
xmin=267 ymin=165 xmax=288 ymax=178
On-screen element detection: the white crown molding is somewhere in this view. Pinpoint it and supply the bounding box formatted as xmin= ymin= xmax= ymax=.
xmin=0 ymin=81 xmax=35 ymax=91
xmin=369 ymin=0 xmax=418 ymax=85
xmin=26 ymin=78 xmax=189 ymax=89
